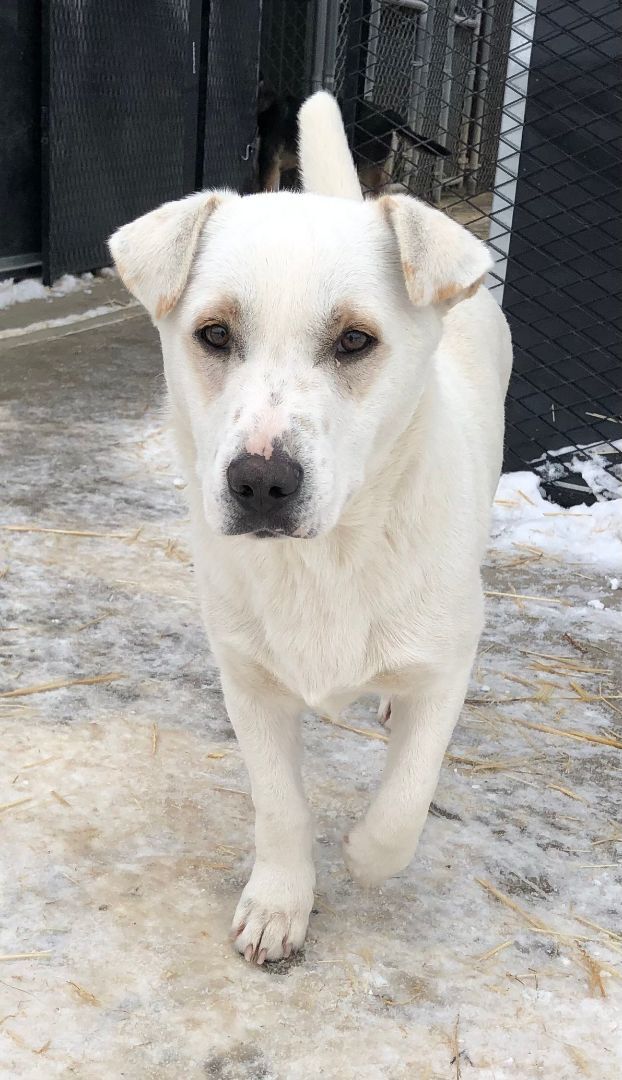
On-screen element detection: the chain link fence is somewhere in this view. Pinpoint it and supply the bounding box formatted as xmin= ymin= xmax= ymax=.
xmin=259 ymin=0 xmax=621 ymax=504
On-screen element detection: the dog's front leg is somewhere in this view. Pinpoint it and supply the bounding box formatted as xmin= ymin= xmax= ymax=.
xmin=219 ymin=665 xmax=315 ymax=963
xmin=343 ymin=666 xmax=472 ymax=887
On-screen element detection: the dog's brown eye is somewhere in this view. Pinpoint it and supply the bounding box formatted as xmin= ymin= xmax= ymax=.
xmin=198 ymin=323 xmax=230 ymax=349
xmin=337 ymin=329 xmax=374 ymax=356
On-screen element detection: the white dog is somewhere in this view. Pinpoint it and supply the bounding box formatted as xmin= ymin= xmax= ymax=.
xmin=110 ymin=93 xmax=512 ymax=965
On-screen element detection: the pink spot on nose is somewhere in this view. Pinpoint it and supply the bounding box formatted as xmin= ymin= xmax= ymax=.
xmin=244 ymin=408 xmax=287 ymax=460
xmin=244 ymin=433 xmax=274 ymax=460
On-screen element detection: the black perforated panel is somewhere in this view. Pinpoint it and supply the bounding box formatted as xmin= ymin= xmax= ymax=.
xmin=42 ymin=0 xmax=196 ymax=283
xmin=0 ymin=0 xmax=41 ymax=268
xmin=502 ymin=0 xmax=621 ymax=498
xmin=201 ymin=0 xmax=262 ymax=191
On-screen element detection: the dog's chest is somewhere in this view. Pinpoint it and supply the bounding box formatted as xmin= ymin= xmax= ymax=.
xmin=262 ymin=574 xmax=373 ymax=705
xmin=206 ymin=536 xmax=441 ymax=709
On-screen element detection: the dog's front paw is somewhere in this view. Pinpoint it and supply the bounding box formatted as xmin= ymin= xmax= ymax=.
xmin=231 ymin=862 xmax=315 ymax=964
xmin=377 ymin=697 xmax=392 ymax=728
xmin=343 ymin=823 xmax=413 ymax=887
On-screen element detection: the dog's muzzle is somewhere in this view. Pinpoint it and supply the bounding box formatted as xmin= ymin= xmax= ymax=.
xmin=225 ymin=447 xmax=304 ymax=537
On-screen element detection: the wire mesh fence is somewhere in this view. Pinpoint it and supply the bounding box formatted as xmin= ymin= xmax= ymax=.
xmin=258 ymin=0 xmax=621 ymax=504
xmin=260 ymin=0 xmax=316 ymax=98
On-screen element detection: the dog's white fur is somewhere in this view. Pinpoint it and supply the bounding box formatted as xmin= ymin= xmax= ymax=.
xmin=297 ymin=92 xmax=363 ymax=201
xmin=109 ymin=93 xmax=512 ymax=965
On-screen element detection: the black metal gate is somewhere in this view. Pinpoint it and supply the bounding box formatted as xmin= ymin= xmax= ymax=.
xmin=42 ymin=0 xmax=195 ymax=283
xmin=38 ymin=0 xmax=261 ymax=284
xmin=0 ymin=1 xmax=41 ymax=276
xmin=201 ymin=0 xmax=262 ymax=190
xmin=501 ymin=0 xmax=622 ymax=497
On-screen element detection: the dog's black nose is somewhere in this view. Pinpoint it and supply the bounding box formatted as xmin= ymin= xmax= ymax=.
xmin=227 ymin=450 xmax=303 ymax=515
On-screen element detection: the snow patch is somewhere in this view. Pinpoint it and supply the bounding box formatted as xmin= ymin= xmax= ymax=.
xmin=0 ymin=303 xmax=138 ymax=340
xmin=0 ymin=277 xmax=47 ymax=307
xmin=0 ymin=269 xmax=113 ymax=311
xmin=571 ymin=444 xmax=622 ymax=500
xmin=492 ymin=471 xmax=622 ymax=570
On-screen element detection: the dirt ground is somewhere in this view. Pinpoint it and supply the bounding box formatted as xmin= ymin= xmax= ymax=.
xmin=1 ymin=296 xmax=621 ymax=1079
xmin=441 ymin=191 xmax=493 ymax=241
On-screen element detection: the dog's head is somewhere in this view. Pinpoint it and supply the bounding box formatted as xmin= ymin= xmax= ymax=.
xmin=110 ymin=184 xmax=490 ymax=540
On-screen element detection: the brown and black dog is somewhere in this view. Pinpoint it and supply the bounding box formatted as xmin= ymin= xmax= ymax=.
xmin=257 ymin=79 xmax=450 ymax=194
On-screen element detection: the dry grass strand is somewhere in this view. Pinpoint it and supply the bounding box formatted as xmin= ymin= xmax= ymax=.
xmin=0 ymin=672 xmax=124 ymax=699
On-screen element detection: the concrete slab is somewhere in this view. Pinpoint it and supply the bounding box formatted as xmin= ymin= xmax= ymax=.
xmin=0 ymin=306 xmax=620 ymax=1079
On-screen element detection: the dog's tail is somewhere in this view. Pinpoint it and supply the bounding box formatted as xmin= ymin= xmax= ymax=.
xmin=298 ymin=92 xmax=363 ymax=201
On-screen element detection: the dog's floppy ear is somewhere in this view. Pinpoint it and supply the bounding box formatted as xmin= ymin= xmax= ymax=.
xmin=379 ymin=194 xmax=493 ymax=307
xmin=108 ymin=190 xmax=234 ymax=321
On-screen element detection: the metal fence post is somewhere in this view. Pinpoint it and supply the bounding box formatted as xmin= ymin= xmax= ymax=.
xmin=487 ymin=0 xmax=538 ymax=305
xmin=322 ymin=0 xmax=342 ymax=92
xmin=432 ymin=0 xmax=455 ymax=204
xmin=341 ymin=0 xmax=370 ymax=137
xmin=466 ymin=0 xmax=494 ymax=196
xmin=311 ymin=0 xmax=330 ymax=91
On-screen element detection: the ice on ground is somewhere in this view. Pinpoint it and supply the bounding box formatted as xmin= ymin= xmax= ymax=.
xmin=0 ymin=312 xmax=621 ymax=1079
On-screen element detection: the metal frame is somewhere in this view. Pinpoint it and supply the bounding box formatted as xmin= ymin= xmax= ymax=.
xmin=487 ymin=0 xmax=538 ymax=305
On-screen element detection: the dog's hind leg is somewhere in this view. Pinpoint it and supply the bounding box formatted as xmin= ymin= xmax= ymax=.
xmin=257 ymin=140 xmax=282 ymax=192
xmin=344 ymin=662 xmax=473 ymax=887
xmin=219 ymin=663 xmax=315 ymax=964
xmin=262 ymin=159 xmax=282 ymax=192
xmin=357 ymin=161 xmax=387 ymax=195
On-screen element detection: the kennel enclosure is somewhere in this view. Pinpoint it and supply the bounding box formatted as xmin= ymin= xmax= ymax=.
xmin=1 ymin=0 xmax=620 ymax=500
